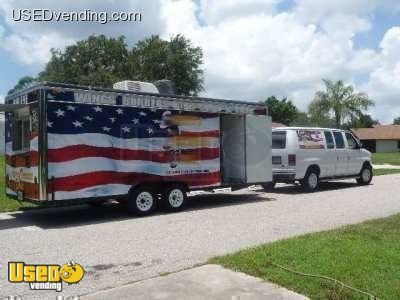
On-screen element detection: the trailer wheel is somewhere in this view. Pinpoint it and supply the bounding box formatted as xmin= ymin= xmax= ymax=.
xmin=128 ymin=186 xmax=156 ymax=216
xmin=161 ymin=184 xmax=187 ymax=212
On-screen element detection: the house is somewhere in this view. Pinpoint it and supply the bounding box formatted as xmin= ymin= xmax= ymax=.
xmin=272 ymin=122 xmax=286 ymax=128
xmin=352 ymin=125 xmax=400 ymax=153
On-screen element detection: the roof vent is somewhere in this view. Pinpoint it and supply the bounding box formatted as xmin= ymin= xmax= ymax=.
xmin=154 ymin=80 xmax=177 ymax=95
xmin=113 ymin=81 xmax=159 ymax=94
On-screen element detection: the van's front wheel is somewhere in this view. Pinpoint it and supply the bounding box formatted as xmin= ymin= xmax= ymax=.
xmin=357 ymin=165 xmax=373 ymax=185
xmin=301 ymin=170 xmax=319 ymax=192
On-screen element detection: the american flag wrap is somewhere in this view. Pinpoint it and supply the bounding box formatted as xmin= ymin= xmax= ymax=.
xmin=46 ymin=101 xmax=221 ymax=200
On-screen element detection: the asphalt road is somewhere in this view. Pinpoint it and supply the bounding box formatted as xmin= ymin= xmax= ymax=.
xmin=1 ymin=174 xmax=400 ymax=300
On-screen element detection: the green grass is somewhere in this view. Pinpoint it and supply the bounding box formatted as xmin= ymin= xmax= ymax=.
xmin=374 ymin=168 xmax=400 ymax=176
xmin=372 ymin=152 xmax=400 ymax=165
xmin=211 ymin=214 xmax=400 ymax=299
xmin=0 ymin=157 xmax=37 ymax=212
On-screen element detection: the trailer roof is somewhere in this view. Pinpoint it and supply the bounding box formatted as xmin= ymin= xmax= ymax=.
xmin=5 ymin=82 xmax=267 ymax=115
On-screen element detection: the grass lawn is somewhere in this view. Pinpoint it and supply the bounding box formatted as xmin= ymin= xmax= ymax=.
xmin=372 ymin=152 xmax=400 ymax=165
xmin=374 ymin=168 xmax=400 ymax=176
xmin=211 ymin=214 xmax=400 ymax=299
xmin=0 ymin=157 xmax=37 ymax=212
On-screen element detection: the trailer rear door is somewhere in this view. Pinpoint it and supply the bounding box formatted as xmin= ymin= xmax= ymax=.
xmin=245 ymin=115 xmax=272 ymax=183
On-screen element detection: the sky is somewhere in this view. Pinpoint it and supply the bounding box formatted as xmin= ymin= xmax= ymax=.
xmin=0 ymin=0 xmax=399 ymax=123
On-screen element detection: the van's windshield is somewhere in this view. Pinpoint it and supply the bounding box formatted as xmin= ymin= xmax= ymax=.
xmin=272 ymin=131 xmax=286 ymax=149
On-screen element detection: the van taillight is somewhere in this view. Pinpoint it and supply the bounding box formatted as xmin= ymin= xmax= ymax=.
xmin=288 ymin=154 xmax=296 ymax=166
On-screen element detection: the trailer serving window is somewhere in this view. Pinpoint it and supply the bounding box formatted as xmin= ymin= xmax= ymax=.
xmin=11 ymin=115 xmax=31 ymax=151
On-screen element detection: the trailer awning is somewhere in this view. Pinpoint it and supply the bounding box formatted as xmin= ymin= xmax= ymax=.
xmin=0 ymin=104 xmax=28 ymax=112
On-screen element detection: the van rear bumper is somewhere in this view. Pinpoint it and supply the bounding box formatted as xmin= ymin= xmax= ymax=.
xmin=272 ymin=170 xmax=296 ymax=183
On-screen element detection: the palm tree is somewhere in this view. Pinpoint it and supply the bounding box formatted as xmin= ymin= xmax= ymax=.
xmin=309 ymin=79 xmax=374 ymax=128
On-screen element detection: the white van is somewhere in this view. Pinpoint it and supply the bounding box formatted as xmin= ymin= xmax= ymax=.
xmin=265 ymin=127 xmax=373 ymax=192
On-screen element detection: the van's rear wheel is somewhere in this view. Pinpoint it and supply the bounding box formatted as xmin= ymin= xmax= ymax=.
xmin=301 ymin=170 xmax=319 ymax=192
xmin=357 ymin=165 xmax=373 ymax=185
xmin=128 ymin=186 xmax=156 ymax=216
xmin=161 ymin=184 xmax=187 ymax=212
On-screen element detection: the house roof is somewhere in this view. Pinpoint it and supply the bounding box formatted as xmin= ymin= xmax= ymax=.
xmin=352 ymin=125 xmax=400 ymax=140
xmin=272 ymin=122 xmax=286 ymax=128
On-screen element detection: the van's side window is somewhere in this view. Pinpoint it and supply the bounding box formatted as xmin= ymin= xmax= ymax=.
xmin=324 ymin=131 xmax=335 ymax=149
xmin=345 ymin=132 xmax=358 ymax=149
xmin=333 ymin=131 xmax=345 ymax=149
xmin=272 ymin=131 xmax=286 ymax=149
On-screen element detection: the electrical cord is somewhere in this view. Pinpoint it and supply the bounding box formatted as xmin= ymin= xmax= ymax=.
xmin=265 ymin=261 xmax=380 ymax=299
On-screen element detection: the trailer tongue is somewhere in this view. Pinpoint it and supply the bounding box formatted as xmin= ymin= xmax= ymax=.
xmin=3 ymin=82 xmax=272 ymax=215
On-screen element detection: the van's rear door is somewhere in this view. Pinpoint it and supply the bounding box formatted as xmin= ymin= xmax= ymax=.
xmin=245 ymin=115 xmax=272 ymax=183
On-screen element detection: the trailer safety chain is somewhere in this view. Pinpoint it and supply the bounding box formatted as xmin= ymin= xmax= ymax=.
xmin=265 ymin=261 xmax=380 ymax=300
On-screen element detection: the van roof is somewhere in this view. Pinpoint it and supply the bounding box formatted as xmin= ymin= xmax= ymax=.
xmin=273 ymin=127 xmax=347 ymax=132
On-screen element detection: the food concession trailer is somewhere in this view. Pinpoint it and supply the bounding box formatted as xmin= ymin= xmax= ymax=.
xmin=2 ymin=81 xmax=272 ymax=215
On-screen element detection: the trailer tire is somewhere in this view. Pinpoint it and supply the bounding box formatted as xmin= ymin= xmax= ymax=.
xmin=128 ymin=186 xmax=156 ymax=216
xmin=161 ymin=184 xmax=187 ymax=212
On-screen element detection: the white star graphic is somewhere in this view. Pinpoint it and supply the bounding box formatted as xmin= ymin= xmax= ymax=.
xmin=93 ymin=106 xmax=102 ymax=112
xmin=132 ymin=118 xmax=139 ymax=124
xmin=85 ymin=116 xmax=94 ymax=121
xmin=147 ymin=127 xmax=154 ymax=135
xmin=55 ymin=109 xmax=65 ymax=117
xmin=47 ymin=121 xmax=53 ymax=128
xmin=67 ymin=105 xmax=76 ymax=111
xmin=139 ymin=111 xmax=147 ymax=116
xmin=102 ymin=126 xmax=111 ymax=132
xmin=110 ymin=117 xmax=116 ymax=123
xmin=116 ymin=108 xmax=124 ymax=114
xmin=121 ymin=126 xmax=130 ymax=133
xmin=72 ymin=120 xmax=83 ymax=128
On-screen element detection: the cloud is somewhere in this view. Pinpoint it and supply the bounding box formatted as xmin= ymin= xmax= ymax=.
xmin=199 ymin=0 xmax=281 ymax=24
xmin=362 ymin=27 xmax=400 ymax=123
xmin=0 ymin=0 xmax=399 ymax=123
xmin=0 ymin=0 xmax=165 ymax=67
xmin=162 ymin=0 xmax=382 ymax=112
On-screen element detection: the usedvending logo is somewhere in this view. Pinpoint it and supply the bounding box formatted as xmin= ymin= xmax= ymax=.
xmin=8 ymin=261 xmax=85 ymax=292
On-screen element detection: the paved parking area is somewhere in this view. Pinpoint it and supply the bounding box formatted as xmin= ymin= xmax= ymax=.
xmin=1 ymin=174 xmax=400 ymax=299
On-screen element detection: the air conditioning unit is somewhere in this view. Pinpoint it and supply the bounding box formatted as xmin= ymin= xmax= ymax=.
xmin=113 ymin=81 xmax=159 ymax=94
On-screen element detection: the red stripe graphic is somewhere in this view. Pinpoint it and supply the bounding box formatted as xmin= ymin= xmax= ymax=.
xmin=49 ymin=171 xmax=221 ymax=192
xmin=6 ymin=152 xmax=39 ymax=168
xmin=47 ymin=145 xmax=219 ymax=163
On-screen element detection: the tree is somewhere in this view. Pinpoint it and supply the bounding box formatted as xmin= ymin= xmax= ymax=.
xmin=40 ymin=35 xmax=129 ymax=87
xmin=393 ymin=117 xmax=400 ymax=125
xmin=308 ymin=79 xmax=374 ymax=128
xmin=346 ymin=113 xmax=379 ymax=129
xmin=8 ymin=76 xmax=37 ymax=94
xmin=39 ymin=34 xmax=204 ymax=96
xmin=265 ymin=96 xmax=298 ymax=125
xmin=128 ymin=35 xmax=203 ymax=95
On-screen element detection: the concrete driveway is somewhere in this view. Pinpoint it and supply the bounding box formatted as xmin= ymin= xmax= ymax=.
xmin=1 ymin=174 xmax=400 ymax=299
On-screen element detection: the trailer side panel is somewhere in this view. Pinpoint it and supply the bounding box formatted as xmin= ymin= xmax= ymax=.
xmin=46 ymin=100 xmax=221 ymax=200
